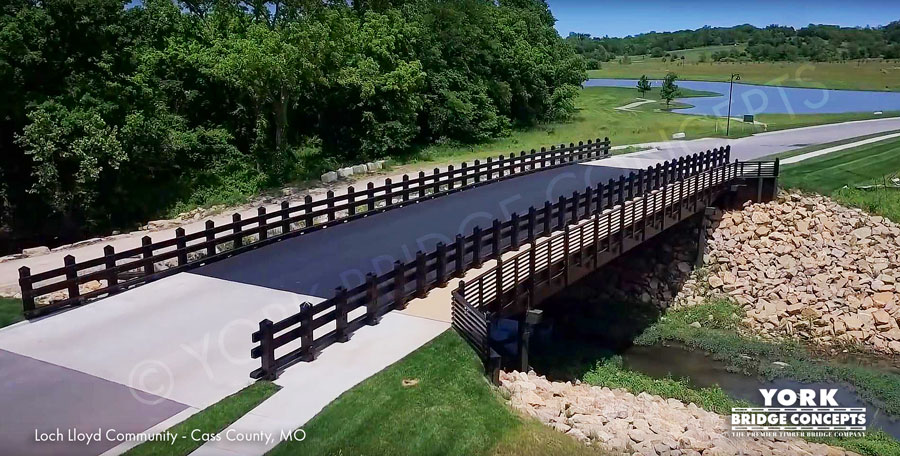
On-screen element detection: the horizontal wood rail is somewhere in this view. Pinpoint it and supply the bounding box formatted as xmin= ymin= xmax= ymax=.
xmin=451 ymin=156 xmax=779 ymax=363
xmin=18 ymin=138 xmax=611 ymax=318
xmin=250 ymin=147 xmax=778 ymax=380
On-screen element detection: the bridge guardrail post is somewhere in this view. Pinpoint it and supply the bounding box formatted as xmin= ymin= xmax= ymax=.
xmin=415 ymin=251 xmax=427 ymax=298
xmin=205 ymin=220 xmax=216 ymax=256
xmin=472 ymin=227 xmax=483 ymax=268
xmin=436 ymin=243 xmax=448 ymax=287
xmin=556 ymin=196 xmax=565 ymax=230
xmin=455 ymin=234 xmax=466 ymax=278
xmin=280 ymin=201 xmax=290 ymax=234
xmin=299 ymin=302 xmax=317 ymax=361
xmin=335 ymin=287 xmax=351 ymax=341
xmin=366 ymin=273 xmax=380 ymax=326
xmin=141 ymin=236 xmax=154 ymax=276
xmin=543 ymin=201 xmax=552 ymax=235
xmin=510 ymin=213 xmax=520 ymax=250
xmin=492 ymin=220 xmax=502 ymax=258
xmin=104 ymin=245 xmax=119 ymax=293
xmin=232 ymin=214 xmax=243 ymax=248
xmin=393 ymin=262 xmax=407 ymax=310
xmin=258 ymin=319 xmax=277 ymax=380
xmin=304 ymin=195 xmax=314 ymax=227
xmin=257 ymin=207 xmax=267 ymax=241
xmin=175 ymin=228 xmax=188 ymax=265
xmin=527 ymin=207 xmax=536 ymax=244
xmin=19 ymin=266 xmax=35 ymax=316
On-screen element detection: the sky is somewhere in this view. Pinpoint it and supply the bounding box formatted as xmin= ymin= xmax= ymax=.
xmin=548 ymin=0 xmax=900 ymax=38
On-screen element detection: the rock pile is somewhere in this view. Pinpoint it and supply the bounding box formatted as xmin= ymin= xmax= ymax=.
xmin=501 ymin=370 xmax=858 ymax=456
xmin=687 ymin=192 xmax=900 ymax=354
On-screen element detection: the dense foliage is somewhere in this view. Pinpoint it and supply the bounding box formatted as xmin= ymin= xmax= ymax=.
xmin=567 ymin=22 xmax=900 ymax=63
xmin=0 ymin=0 xmax=584 ymax=244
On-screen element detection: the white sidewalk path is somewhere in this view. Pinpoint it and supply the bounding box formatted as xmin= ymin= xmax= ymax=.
xmin=188 ymin=312 xmax=449 ymax=456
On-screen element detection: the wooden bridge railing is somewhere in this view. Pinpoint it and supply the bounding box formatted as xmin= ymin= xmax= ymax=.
xmin=451 ymin=155 xmax=779 ymax=364
xmin=18 ymin=138 xmax=610 ymax=318
xmin=250 ymin=147 xmax=769 ymax=380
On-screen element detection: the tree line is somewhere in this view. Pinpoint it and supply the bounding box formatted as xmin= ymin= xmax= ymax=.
xmin=567 ymin=22 xmax=900 ymax=67
xmin=0 ymin=0 xmax=585 ymax=248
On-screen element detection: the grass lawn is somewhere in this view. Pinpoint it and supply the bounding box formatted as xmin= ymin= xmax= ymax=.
xmin=268 ymin=331 xmax=611 ymax=456
xmin=588 ymin=59 xmax=900 ymax=92
xmin=124 ymin=381 xmax=279 ymax=456
xmin=762 ymin=130 xmax=900 ymax=160
xmin=404 ymin=86 xmax=896 ymax=167
xmin=778 ymin=137 xmax=900 ymax=221
xmin=0 ymin=297 xmax=24 ymax=329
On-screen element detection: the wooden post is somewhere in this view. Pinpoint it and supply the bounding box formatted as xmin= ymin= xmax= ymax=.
xmin=366 ymin=273 xmax=380 ymax=325
xmin=348 ymin=186 xmax=357 ymax=215
xmin=304 ymin=195 xmax=314 ymax=227
xmin=519 ymin=309 xmax=542 ymax=372
xmin=232 ymin=213 xmax=243 ymax=248
xmin=402 ymin=175 xmax=410 ymax=202
xmin=335 ymin=287 xmax=351 ymax=342
xmin=584 ymin=186 xmax=592 ymax=219
xmin=563 ymin=225 xmax=570 ymax=286
xmin=258 ymin=319 xmax=277 ymax=380
xmin=19 ymin=266 xmax=35 ymax=315
xmin=447 ymin=165 xmax=455 ymax=190
xmin=300 ymin=302 xmax=317 ymax=361
xmin=627 ymin=172 xmax=635 ymax=199
xmin=540 ymin=147 xmax=547 ymax=168
xmin=637 ymin=169 xmax=644 ymax=197
xmin=527 ymin=207 xmax=536 ymax=244
xmin=433 ymin=168 xmax=441 ymax=194
xmin=384 ymin=179 xmax=393 ymax=206
xmin=497 ymin=155 xmax=505 ymax=179
xmin=472 ymin=226 xmax=483 ymax=268
xmin=326 ymin=190 xmax=336 ymax=221
xmin=394 ymin=261 xmax=407 ymax=309
xmin=141 ymin=236 xmax=154 ymax=275
xmin=205 ymin=220 xmax=216 ymax=256
xmin=595 ymin=182 xmax=604 ymax=214
xmin=280 ymin=201 xmax=290 ymax=234
xmin=556 ymin=195 xmax=565 ymax=230
xmin=492 ymin=219 xmax=502 ymax=258
xmin=367 ymin=183 xmax=375 ymax=212
xmin=618 ymin=196 xmax=626 ymax=254
xmin=258 ymin=207 xmax=267 ymax=241
xmin=460 ymin=162 xmax=468 ymax=187
xmin=607 ymin=178 xmax=615 ymax=209
xmin=474 ymin=160 xmax=481 ymax=183
xmin=495 ymin=257 xmax=504 ymax=309
xmin=175 ymin=228 xmax=188 ymax=265
xmin=415 ymin=251 xmax=427 ymax=298
xmin=436 ymin=242 xmax=448 ymax=287
xmin=510 ymin=213 xmax=520 ymax=250
xmin=455 ymin=234 xmax=466 ymax=278
xmin=543 ymin=201 xmax=552 ymax=235
xmin=104 ymin=245 xmax=118 ymax=292
xmin=528 ymin=242 xmax=537 ymax=307
xmin=64 ymin=254 xmax=79 ymax=300
xmin=569 ymin=191 xmax=578 ymax=224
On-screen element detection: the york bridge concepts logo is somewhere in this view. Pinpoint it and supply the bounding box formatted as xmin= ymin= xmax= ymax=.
xmin=729 ymin=388 xmax=867 ymax=438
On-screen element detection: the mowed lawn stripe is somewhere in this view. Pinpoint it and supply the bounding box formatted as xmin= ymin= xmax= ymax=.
xmin=780 ymin=138 xmax=900 ymax=193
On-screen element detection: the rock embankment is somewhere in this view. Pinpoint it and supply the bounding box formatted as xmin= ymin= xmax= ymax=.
xmin=685 ymin=192 xmax=900 ymax=355
xmin=501 ymin=370 xmax=858 ymax=456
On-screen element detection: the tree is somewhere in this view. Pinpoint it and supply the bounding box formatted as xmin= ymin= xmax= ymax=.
xmin=659 ymin=72 xmax=680 ymax=108
xmin=636 ymin=75 xmax=651 ymax=97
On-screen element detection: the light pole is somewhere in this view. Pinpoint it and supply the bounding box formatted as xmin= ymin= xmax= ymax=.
xmin=726 ymin=73 xmax=740 ymax=136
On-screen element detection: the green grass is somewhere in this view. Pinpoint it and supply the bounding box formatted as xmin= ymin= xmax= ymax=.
xmin=762 ymin=130 xmax=900 ymax=160
xmin=268 ymin=331 xmax=611 ymax=456
xmin=588 ymin=59 xmax=900 ymax=92
xmin=0 ymin=297 xmax=24 ymax=328
xmin=778 ymin=136 xmax=900 ymax=221
xmin=124 ymin=381 xmax=279 ymax=456
xmin=403 ymin=86 xmax=896 ymax=167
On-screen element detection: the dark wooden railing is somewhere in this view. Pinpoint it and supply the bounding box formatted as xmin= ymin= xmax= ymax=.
xmin=450 ymin=157 xmax=779 ymax=364
xmin=250 ymin=147 xmax=776 ymax=380
xmin=18 ymin=138 xmax=611 ymax=318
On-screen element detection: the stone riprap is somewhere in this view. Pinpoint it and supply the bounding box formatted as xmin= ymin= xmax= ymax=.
xmin=501 ymin=370 xmax=859 ymax=456
xmin=688 ymin=192 xmax=900 ymax=355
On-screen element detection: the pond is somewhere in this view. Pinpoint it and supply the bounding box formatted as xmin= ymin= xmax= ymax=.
xmin=584 ymin=78 xmax=900 ymax=116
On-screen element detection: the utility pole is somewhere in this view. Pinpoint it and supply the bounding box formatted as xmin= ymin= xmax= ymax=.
xmin=726 ymin=73 xmax=740 ymax=136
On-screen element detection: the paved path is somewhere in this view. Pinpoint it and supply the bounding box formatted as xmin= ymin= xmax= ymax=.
xmin=1 ymin=117 xmax=899 ymax=455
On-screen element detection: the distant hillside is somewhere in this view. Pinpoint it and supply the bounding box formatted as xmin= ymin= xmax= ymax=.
xmin=567 ymin=22 xmax=900 ymax=68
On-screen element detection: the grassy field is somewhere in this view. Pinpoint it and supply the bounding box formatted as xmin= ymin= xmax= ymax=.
xmin=778 ymin=137 xmax=900 ymax=221
xmin=124 ymin=381 xmax=278 ymax=456
xmin=404 ymin=86 xmax=895 ymax=166
xmin=268 ymin=331 xmax=611 ymax=456
xmin=0 ymin=297 xmax=23 ymax=329
xmin=588 ymin=59 xmax=900 ymax=92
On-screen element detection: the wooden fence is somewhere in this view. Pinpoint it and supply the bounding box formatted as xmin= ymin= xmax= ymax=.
xmin=250 ymin=147 xmax=779 ymax=380
xmin=451 ymin=157 xmax=779 ymax=363
xmin=18 ymin=138 xmax=610 ymax=318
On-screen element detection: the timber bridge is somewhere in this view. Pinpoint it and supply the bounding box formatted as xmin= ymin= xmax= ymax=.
xmin=12 ymin=137 xmax=776 ymax=383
